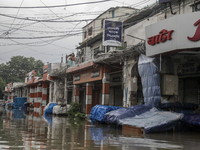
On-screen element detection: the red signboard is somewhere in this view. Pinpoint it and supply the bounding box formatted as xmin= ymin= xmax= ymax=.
xmin=187 ymin=19 xmax=200 ymax=41
xmin=147 ymin=29 xmax=174 ymax=46
xmin=26 ymin=70 xmax=35 ymax=85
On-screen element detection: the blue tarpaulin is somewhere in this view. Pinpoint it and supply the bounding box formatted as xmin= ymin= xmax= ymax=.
xmin=160 ymin=102 xmax=199 ymax=110
xmin=44 ymin=103 xmax=57 ymax=116
xmin=103 ymin=105 xmax=152 ymax=125
xmin=118 ymin=107 xmax=183 ymax=133
xmin=7 ymin=102 xmax=14 ymax=108
xmin=182 ymin=113 xmax=200 ymax=126
xmin=13 ymin=109 xmax=26 ymax=119
xmin=89 ymin=105 xmax=121 ymax=124
xmin=138 ymin=54 xmax=161 ymax=107
xmin=21 ymin=102 xmax=30 ymax=115
xmin=13 ymin=97 xmax=27 ymax=109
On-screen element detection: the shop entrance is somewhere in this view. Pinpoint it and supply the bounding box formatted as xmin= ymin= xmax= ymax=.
xmin=114 ymin=86 xmax=123 ymax=106
xmin=92 ymin=89 xmax=100 ymax=106
xmin=183 ymin=77 xmax=199 ymax=104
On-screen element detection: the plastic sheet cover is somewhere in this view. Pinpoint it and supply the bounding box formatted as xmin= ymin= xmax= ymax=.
xmin=44 ymin=103 xmax=57 ymax=116
xmin=13 ymin=97 xmax=27 ymax=109
xmin=182 ymin=113 xmax=200 ymax=126
xmin=138 ymin=54 xmax=161 ymax=107
xmin=118 ymin=107 xmax=184 ymax=133
xmin=89 ymin=105 xmax=121 ymax=124
xmin=21 ymin=102 xmax=30 ymax=115
xmin=160 ymin=102 xmax=199 ymax=110
xmin=103 ymin=105 xmax=152 ymax=125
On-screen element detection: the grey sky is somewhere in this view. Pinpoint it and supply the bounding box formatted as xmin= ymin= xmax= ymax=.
xmin=0 ymin=0 xmax=157 ymax=64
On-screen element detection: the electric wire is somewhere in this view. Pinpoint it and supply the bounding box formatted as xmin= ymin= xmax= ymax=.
xmin=0 ymin=0 xmax=112 ymax=9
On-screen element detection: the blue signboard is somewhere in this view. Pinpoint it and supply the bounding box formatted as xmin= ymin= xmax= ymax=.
xmin=159 ymin=0 xmax=172 ymax=3
xmin=103 ymin=20 xmax=122 ymax=47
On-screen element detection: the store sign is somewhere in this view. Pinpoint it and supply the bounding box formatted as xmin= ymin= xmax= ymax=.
xmin=145 ymin=12 xmax=200 ymax=56
xmin=103 ymin=20 xmax=122 ymax=46
xmin=91 ymin=70 xmax=100 ymax=78
xmin=113 ymin=77 xmax=120 ymax=82
xmin=43 ymin=68 xmax=48 ymax=74
xmin=187 ymin=19 xmax=200 ymax=41
xmin=159 ymin=0 xmax=173 ymax=3
xmin=147 ymin=29 xmax=174 ymax=45
xmin=26 ymin=70 xmax=35 ymax=84
xmin=73 ymin=67 xmax=103 ymax=84
xmin=74 ymin=75 xmax=80 ymax=81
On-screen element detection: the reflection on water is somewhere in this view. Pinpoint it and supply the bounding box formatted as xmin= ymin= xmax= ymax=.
xmin=0 ymin=108 xmax=200 ymax=150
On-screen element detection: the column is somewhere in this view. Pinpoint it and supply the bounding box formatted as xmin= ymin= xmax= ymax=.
xmin=73 ymin=85 xmax=80 ymax=103
xmin=34 ymin=84 xmax=38 ymax=117
xmin=37 ymin=83 xmax=42 ymax=116
xmin=102 ymin=67 xmax=110 ymax=105
xmin=64 ymin=77 xmax=68 ymax=105
xmin=42 ymin=82 xmax=48 ymax=115
xmin=30 ymin=85 xmax=35 ymax=105
xmin=11 ymin=92 xmax=14 ymax=102
xmin=86 ymin=83 xmax=92 ymax=114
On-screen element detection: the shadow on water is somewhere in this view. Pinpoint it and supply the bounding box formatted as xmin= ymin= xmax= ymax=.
xmin=0 ymin=108 xmax=200 ymax=149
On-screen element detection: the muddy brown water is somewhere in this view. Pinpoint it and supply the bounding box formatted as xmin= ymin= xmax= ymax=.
xmin=0 ymin=108 xmax=200 ymax=150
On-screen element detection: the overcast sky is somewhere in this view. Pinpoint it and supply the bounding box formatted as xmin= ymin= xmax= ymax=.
xmin=0 ymin=0 xmax=157 ymax=64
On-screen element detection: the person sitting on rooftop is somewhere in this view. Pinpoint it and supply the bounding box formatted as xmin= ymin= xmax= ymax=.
xmin=69 ymin=53 xmax=76 ymax=61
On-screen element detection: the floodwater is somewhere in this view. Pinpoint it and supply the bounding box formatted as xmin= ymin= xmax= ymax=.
xmin=0 ymin=108 xmax=200 ymax=150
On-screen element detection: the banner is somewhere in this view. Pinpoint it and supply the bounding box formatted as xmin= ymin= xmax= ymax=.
xmin=103 ymin=20 xmax=122 ymax=47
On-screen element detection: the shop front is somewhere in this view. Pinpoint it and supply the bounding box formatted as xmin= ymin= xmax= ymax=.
xmin=67 ymin=61 xmax=122 ymax=114
xmin=145 ymin=11 xmax=200 ymax=104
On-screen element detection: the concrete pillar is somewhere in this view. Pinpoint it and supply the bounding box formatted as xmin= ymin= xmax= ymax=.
xmin=102 ymin=66 xmax=110 ymax=105
xmin=49 ymin=82 xmax=53 ymax=103
xmin=10 ymin=92 xmax=14 ymax=102
xmin=53 ymin=81 xmax=57 ymax=103
xmin=86 ymin=83 xmax=92 ymax=114
xmin=64 ymin=77 xmax=68 ymax=105
xmin=73 ymin=85 xmax=80 ymax=103
xmin=42 ymin=82 xmax=48 ymax=115
xmin=30 ymin=85 xmax=35 ymax=105
xmin=34 ymin=84 xmax=38 ymax=116
xmin=37 ymin=83 xmax=42 ymax=115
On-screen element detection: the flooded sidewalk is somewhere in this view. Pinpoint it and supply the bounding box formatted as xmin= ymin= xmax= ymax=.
xmin=0 ymin=108 xmax=200 ymax=150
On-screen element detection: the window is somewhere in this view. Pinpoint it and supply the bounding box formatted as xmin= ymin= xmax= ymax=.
xmin=88 ymin=27 xmax=93 ymax=36
xmin=112 ymin=10 xmax=115 ymax=18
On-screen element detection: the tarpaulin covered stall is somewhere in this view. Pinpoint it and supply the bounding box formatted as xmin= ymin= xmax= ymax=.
xmin=89 ymin=105 xmax=121 ymax=124
xmin=103 ymin=105 xmax=152 ymax=125
xmin=118 ymin=107 xmax=183 ymax=133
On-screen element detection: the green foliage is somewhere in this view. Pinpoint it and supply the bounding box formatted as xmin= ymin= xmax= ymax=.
xmin=0 ymin=77 xmax=6 ymax=99
xmin=67 ymin=102 xmax=86 ymax=120
xmin=0 ymin=56 xmax=44 ymax=84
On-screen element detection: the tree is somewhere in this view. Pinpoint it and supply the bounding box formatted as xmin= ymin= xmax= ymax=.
xmin=0 ymin=56 xmax=44 ymax=84
xmin=0 ymin=77 xmax=6 ymax=99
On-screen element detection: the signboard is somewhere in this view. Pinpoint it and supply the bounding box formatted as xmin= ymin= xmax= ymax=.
xmin=74 ymin=75 xmax=80 ymax=81
xmin=103 ymin=20 xmax=122 ymax=46
xmin=159 ymin=0 xmax=172 ymax=3
xmin=7 ymin=82 xmax=12 ymax=92
xmin=43 ymin=64 xmax=54 ymax=81
xmin=26 ymin=70 xmax=35 ymax=85
xmin=145 ymin=11 xmax=200 ymax=56
xmin=73 ymin=67 xmax=103 ymax=84
xmin=91 ymin=70 xmax=100 ymax=78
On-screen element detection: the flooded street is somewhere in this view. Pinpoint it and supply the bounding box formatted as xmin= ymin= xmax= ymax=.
xmin=0 ymin=108 xmax=200 ymax=150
